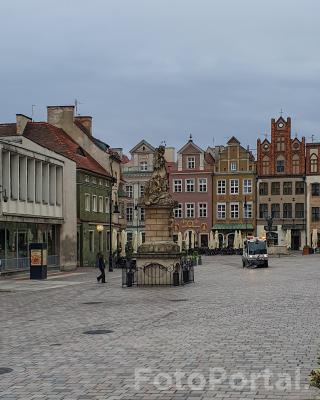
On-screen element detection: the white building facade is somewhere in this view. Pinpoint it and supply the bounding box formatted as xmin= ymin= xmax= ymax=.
xmin=0 ymin=130 xmax=77 ymax=272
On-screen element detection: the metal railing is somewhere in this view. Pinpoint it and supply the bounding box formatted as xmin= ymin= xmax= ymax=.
xmin=0 ymin=255 xmax=60 ymax=272
xmin=121 ymin=258 xmax=194 ymax=287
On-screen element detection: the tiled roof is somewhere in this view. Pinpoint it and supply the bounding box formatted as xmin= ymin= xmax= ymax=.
xmin=0 ymin=123 xmax=18 ymax=136
xmin=0 ymin=122 xmax=110 ymax=177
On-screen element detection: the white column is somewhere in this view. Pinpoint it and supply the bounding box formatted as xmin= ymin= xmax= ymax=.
xmin=35 ymin=161 xmax=42 ymax=203
xmin=27 ymin=158 xmax=35 ymax=202
xmin=10 ymin=153 xmax=19 ymax=200
xmin=19 ymin=156 xmax=27 ymax=201
xmin=42 ymin=163 xmax=49 ymax=204
xmin=49 ymin=164 xmax=56 ymax=205
xmin=56 ymin=166 xmax=63 ymax=206
xmin=2 ymin=151 xmax=10 ymax=196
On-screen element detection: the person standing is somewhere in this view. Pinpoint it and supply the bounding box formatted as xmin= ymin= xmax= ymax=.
xmin=96 ymin=252 xmax=106 ymax=283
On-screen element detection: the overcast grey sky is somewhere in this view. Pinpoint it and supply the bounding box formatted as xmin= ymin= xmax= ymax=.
xmin=1 ymin=0 xmax=320 ymax=153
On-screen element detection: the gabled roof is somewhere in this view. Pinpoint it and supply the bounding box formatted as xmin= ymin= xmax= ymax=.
xmin=177 ymin=139 xmax=203 ymax=154
xmin=227 ymin=136 xmax=240 ymax=145
xmin=129 ymin=139 xmax=155 ymax=154
xmin=0 ymin=122 xmax=110 ymax=177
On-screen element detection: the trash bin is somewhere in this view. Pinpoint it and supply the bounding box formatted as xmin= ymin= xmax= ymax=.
xmin=29 ymin=243 xmax=48 ymax=280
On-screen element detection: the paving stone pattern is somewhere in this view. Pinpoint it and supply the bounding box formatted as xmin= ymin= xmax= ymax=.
xmin=0 ymin=256 xmax=320 ymax=400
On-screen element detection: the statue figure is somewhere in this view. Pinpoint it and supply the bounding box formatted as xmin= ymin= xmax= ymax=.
xmin=144 ymin=145 xmax=175 ymax=207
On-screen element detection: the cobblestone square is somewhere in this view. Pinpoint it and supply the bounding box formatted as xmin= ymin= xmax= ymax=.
xmin=1 ymin=255 xmax=320 ymax=400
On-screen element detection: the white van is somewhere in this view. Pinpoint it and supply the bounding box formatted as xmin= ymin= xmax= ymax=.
xmin=242 ymin=237 xmax=268 ymax=268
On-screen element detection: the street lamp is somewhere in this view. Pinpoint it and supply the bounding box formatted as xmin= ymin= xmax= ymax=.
xmin=244 ymin=196 xmax=248 ymax=238
xmin=108 ymin=179 xmax=120 ymax=272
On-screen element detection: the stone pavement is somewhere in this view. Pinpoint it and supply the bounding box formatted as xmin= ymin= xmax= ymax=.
xmin=0 ymin=256 xmax=320 ymax=400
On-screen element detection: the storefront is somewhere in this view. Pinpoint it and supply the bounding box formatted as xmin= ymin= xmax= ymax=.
xmin=0 ymin=222 xmax=59 ymax=271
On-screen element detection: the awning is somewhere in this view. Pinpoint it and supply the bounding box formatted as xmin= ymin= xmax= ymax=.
xmin=212 ymin=223 xmax=254 ymax=230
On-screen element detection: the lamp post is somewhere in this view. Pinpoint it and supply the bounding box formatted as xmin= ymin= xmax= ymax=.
xmin=244 ymin=196 xmax=248 ymax=238
xmin=108 ymin=179 xmax=120 ymax=272
xmin=265 ymin=215 xmax=273 ymax=246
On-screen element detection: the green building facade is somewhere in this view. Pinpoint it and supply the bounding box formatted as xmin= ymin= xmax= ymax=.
xmin=77 ymin=170 xmax=112 ymax=267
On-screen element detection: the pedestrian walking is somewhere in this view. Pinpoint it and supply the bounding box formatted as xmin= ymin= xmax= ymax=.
xmin=96 ymin=252 xmax=106 ymax=283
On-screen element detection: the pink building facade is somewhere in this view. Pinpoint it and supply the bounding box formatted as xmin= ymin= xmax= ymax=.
xmin=168 ymin=137 xmax=214 ymax=248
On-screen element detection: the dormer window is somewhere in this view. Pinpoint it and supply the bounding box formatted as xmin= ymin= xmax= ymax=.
xmin=76 ymin=147 xmax=86 ymax=156
xmin=187 ymin=156 xmax=195 ymax=169
xmin=230 ymin=162 xmax=237 ymax=171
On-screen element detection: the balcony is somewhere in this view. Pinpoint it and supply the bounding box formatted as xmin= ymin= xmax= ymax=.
xmin=122 ymin=166 xmax=153 ymax=174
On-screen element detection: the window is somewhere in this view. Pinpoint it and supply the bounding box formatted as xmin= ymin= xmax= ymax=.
xmin=259 ymin=204 xmax=268 ymax=219
xmin=198 ymin=178 xmax=207 ymax=192
xmin=292 ymin=155 xmax=300 ymax=174
xmin=217 ymin=180 xmax=226 ymax=195
xmin=125 ymin=185 xmax=133 ymax=198
xmin=276 ymin=137 xmax=285 ymax=151
xmin=174 ymin=179 xmax=182 ymax=192
xmin=243 ymin=202 xmax=252 ymax=219
xmin=89 ymin=231 xmax=94 ymax=253
xmin=187 ymin=156 xmax=195 ymax=169
xmin=98 ymin=196 xmax=103 ymax=212
xmin=186 ymin=203 xmax=195 ymax=218
xmin=186 ymin=179 xmax=195 ymax=192
xmin=271 ymin=203 xmax=280 ymax=218
xmin=99 ymin=179 xmax=103 ymax=186
xmin=92 ymin=195 xmax=97 ymax=212
xmin=271 ymin=182 xmax=280 ymax=195
xmin=85 ymin=175 xmax=90 ymax=182
xmin=262 ymin=156 xmax=270 ymax=175
xmin=217 ymin=203 xmax=226 ymax=219
xmin=295 ymin=203 xmax=304 ymax=218
xmin=85 ymin=193 xmax=90 ymax=211
xmin=198 ymin=203 xmax=207 ymax=218
xmin=259 ymin=182 xmax=268 ymax=196
xmin=283 ymin=203 xmax=292 ymax=218
xmin=105 ymin=197 xmax=110 ymax=213
xmin=276 ymin=158 xmax=285 ymax=173
xmin=295 ymin=181 xmax=304 ymax=195
xmin=174 ymin=203 xmax=183 ymax=218
xmin=283 ymin=182 xmax=292 ymax=195
xmin=243 ymin=179 xmax=252 ymax=194
xmin=126 ymin=207 xmax=133 ymax=222
xmin=92 ymin=177 xmax=97 ymax=184
xmin=230 ymin=203 xmax=239 ymax=219
xmin=312 ymin=183 xmax=320 ymax=196
xmin=312 ymin=207 xmax=320 ymax=222
xmin=140 ymin=161 xmax=148 ymax=171
xmin=140 ymin=207 xmax=145 ymax=221
xmin=230 ymin=179 xmax=239 ymax=194
xmin=140 ymin=185 xmax=145 ymax=197
xmin=230 ymin=162 xmax=237 ymax=171
xmin=310 ymin=154 xmax=318 ymax=173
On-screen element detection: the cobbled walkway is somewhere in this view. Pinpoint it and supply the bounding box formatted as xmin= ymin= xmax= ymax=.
xmin=1 ymin=255 xmax=320 ymax=400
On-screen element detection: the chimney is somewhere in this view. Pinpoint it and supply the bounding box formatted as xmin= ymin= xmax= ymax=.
xmin=16 ymin=114 xmax=32 ymax=135
xmin=47 ymin=105 xmax=75 ymax=131
xmin=74 ymin=116 xmax=92 ymax=135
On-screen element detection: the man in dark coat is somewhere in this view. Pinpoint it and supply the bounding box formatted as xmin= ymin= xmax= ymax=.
xmin=96 ymin=252 xmax=106 ymax=283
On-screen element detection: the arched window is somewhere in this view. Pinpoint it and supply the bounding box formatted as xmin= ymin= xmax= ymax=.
xmin=262 ymin=156 xmax=269 ymax=175
xmin=276 ymin=155 xmax=285 ymax=173
xmin=292 ymin=154 xmax=300 ymax=174
xmin=310 ymin=154 xmax=318 ymax=173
